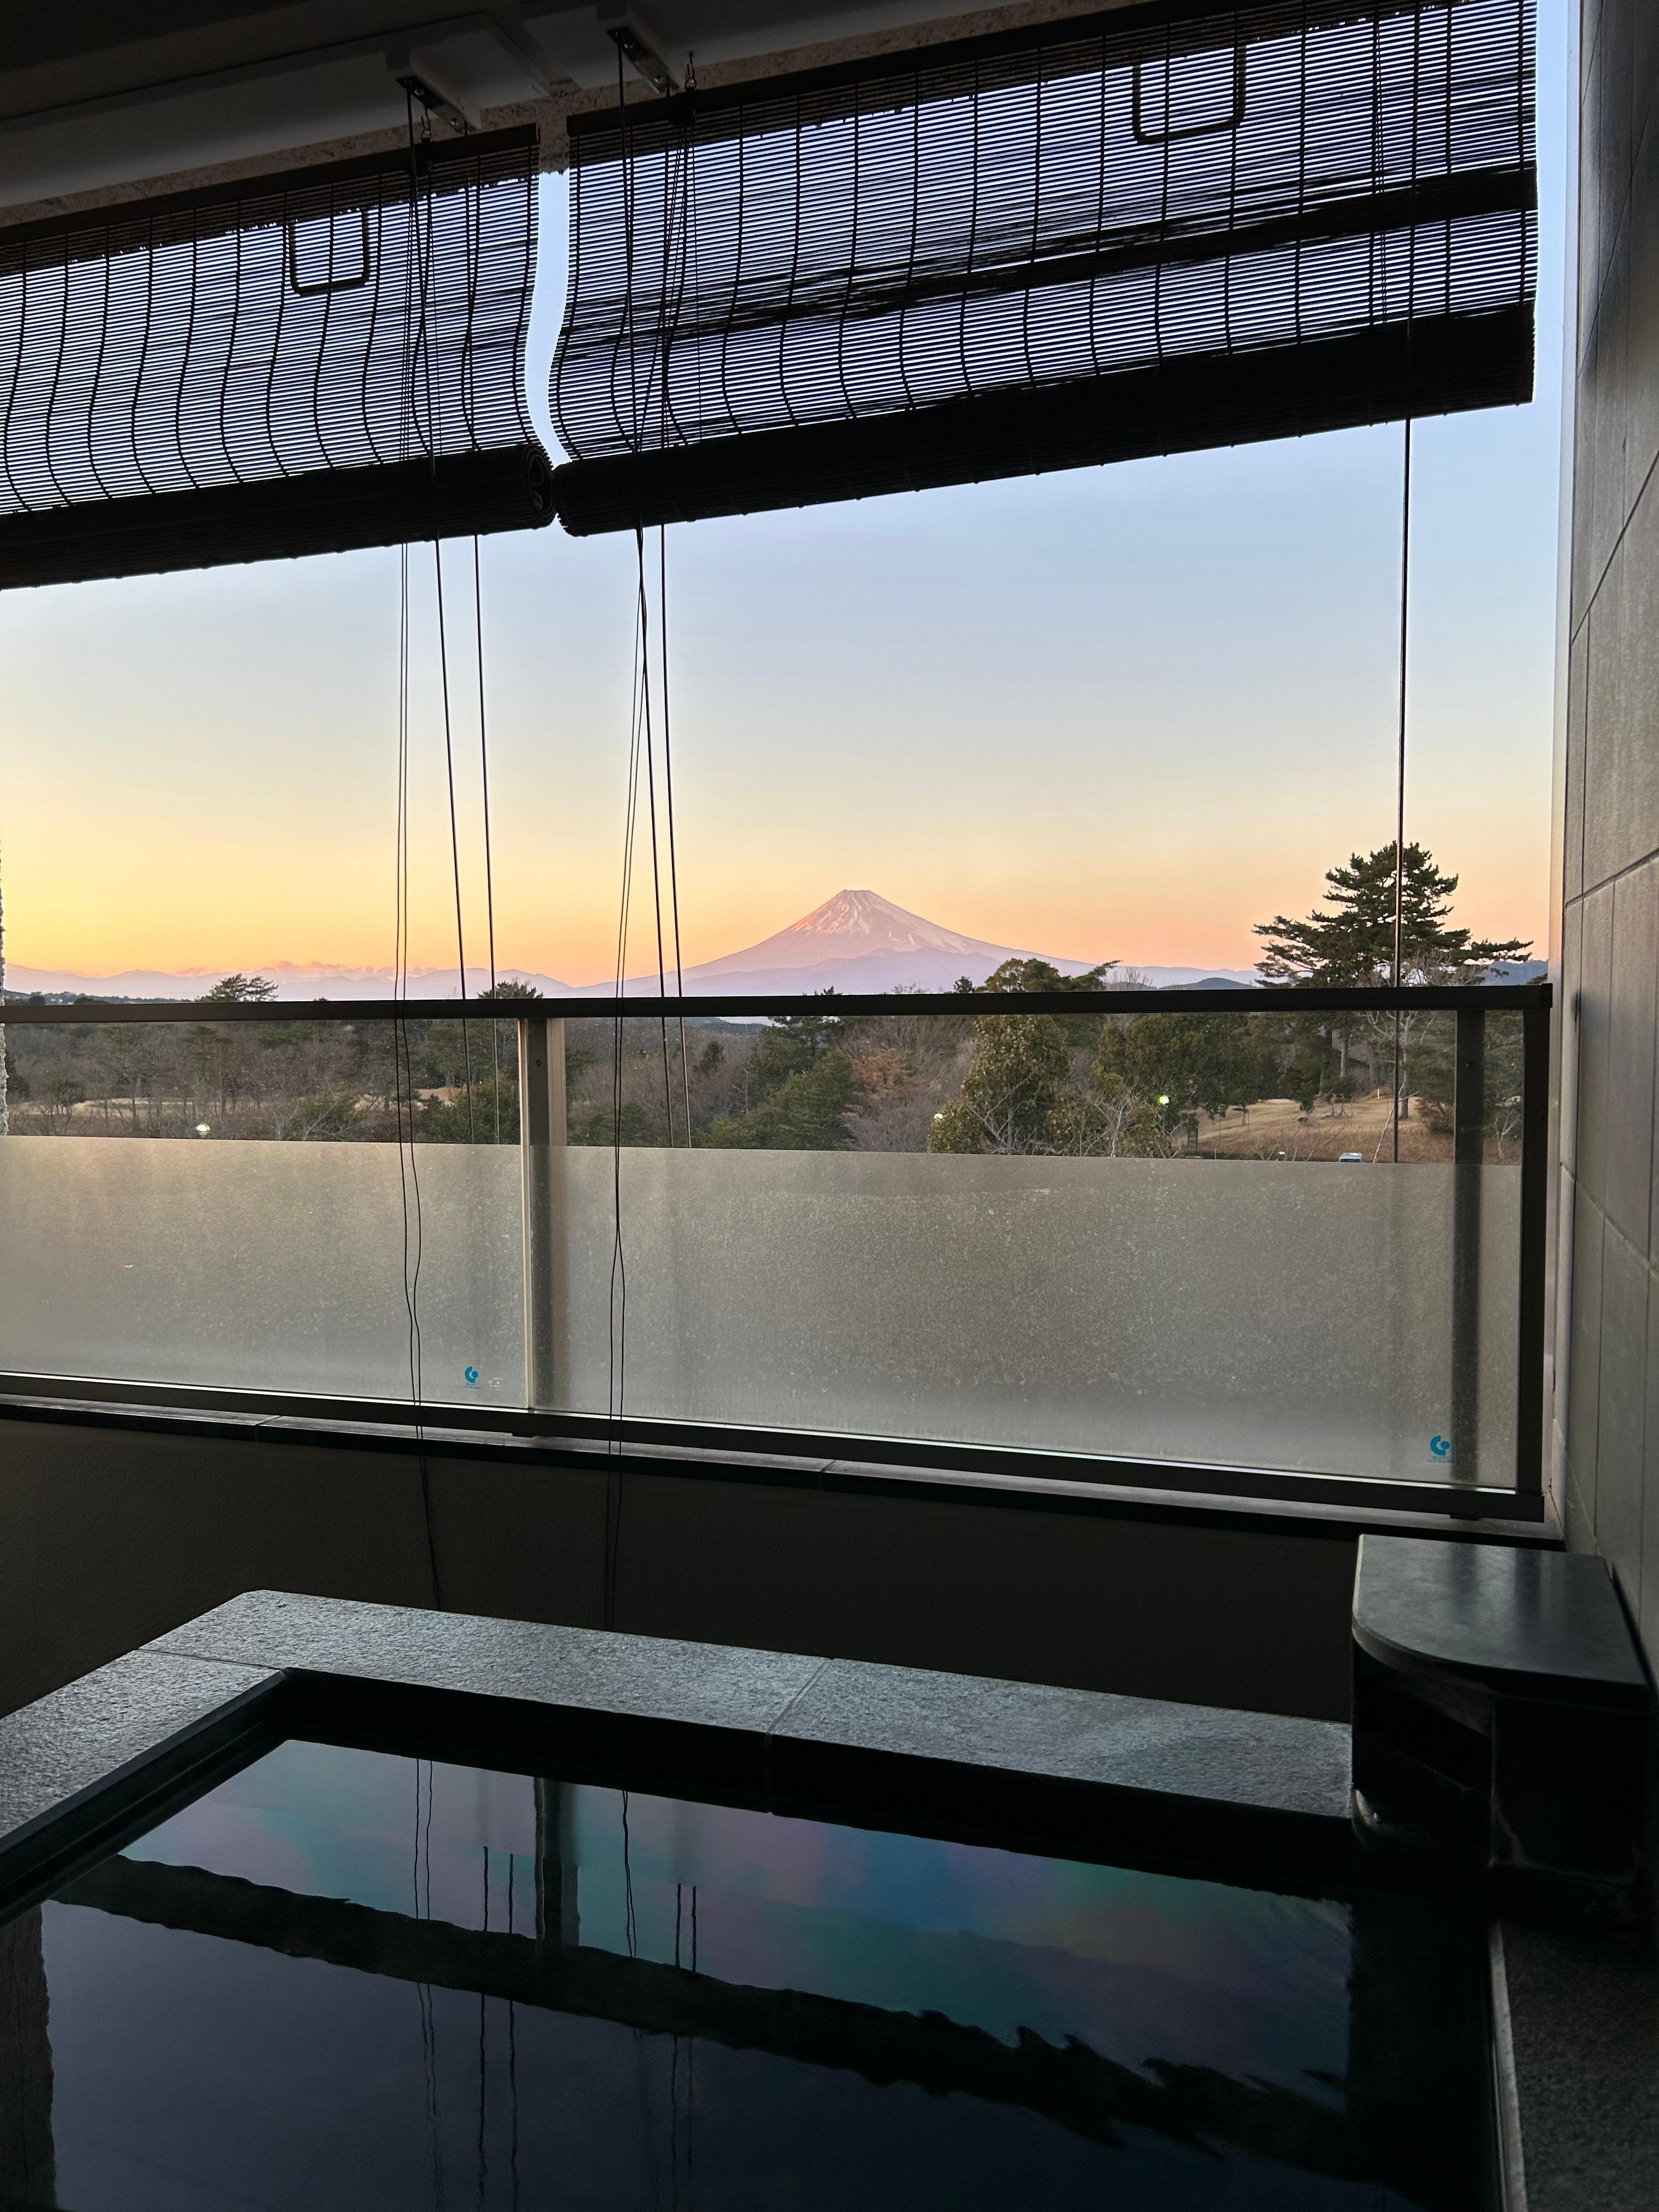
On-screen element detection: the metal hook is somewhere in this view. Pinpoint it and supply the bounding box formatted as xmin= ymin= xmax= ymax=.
xmin=1131 ymin=42 xmax=1246 ymax=145
xmin=285 ymin=207 xmax=372 ymax=296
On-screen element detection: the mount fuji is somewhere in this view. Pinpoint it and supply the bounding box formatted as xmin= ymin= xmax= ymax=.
xmin=606 ymin=889 xmax=1252 ymax=996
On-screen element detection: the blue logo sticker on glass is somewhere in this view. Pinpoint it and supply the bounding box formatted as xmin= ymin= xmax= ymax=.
xmin=464 ymin=1365 xmax=480 ymax=1387
xmin=1429 ymin=1434 xmax=1451 ymax=1459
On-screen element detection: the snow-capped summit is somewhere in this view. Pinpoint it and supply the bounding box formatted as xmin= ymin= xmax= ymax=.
xmin=617 ymin=888 xmax=1096 ymax=996
xmin=685 ymin=889 xmax=1054 ymax=981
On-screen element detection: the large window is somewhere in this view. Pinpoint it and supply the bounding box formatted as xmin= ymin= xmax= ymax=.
xmin=0 ymin=2 xmax=1568 ymax=1511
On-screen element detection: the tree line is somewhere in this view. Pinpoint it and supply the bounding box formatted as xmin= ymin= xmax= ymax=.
xmin=0 ymin=842 xmax=1531 ymax=1156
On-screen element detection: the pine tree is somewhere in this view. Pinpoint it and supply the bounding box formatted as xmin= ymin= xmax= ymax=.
xmin=199 ymin=973 xmax=279 ymax=1002
xmin=1255 ymin=843 xmax=1531 ymax=1122
xmin=1253 ymin=843 xmax=1531 ymax=985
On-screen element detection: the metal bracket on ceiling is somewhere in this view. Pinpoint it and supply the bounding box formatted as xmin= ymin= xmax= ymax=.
xmin=387 ymin=48 xmax=475 ymax=135
xmin=599 ymin=12 xmax=680 ymax=95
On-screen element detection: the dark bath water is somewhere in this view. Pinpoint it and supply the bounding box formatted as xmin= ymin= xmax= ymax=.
xmin=0 ymin=1739 xmax=1489 ymax=2209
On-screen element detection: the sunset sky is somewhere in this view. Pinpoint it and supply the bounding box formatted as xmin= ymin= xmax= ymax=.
xmin=0 ymin=5 xmax=1568 ymax=989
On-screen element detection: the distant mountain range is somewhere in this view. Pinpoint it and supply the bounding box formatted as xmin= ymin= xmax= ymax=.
xmin=0 ymin=960 xmax=566 ymax=1002
xmin=2 ymin=890 xmax=1259 ymax=1002
xmin=2 ymin=898 xmax=1543 ymax=1005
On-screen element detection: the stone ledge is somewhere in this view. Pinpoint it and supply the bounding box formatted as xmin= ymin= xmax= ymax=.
xmin=148 ymin=1590 xmax=1352 ymax=1884
xmin=0 ymin=1647 xmax=277 ymax=1897
xmin=0 ymin=1590 xmax=1353 ymax=1906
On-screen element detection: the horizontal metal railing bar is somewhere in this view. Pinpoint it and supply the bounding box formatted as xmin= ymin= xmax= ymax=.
xmin=0 ymin=1368 xmax=1545 ymax=1523
xmin=0 ymin=981 xmax=1551 ymax=1025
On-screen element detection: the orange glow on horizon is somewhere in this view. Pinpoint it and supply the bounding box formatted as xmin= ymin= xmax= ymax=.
xmin=6 ymin=841 xmax=1549 ymax=985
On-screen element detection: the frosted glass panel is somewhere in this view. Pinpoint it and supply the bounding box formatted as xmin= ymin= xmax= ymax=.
xmin=550 ymin=1149 xmax=1519 ymax=1484
xmin=0 ymin=1136 xmax=1520 ymax=1481
xmin=0 ymin=1138 xmax=523 ymax=1406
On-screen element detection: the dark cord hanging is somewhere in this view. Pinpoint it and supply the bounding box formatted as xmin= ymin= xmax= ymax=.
xmin=602 ymin=49 xmax=702 ymax=1645
xmin=659 ymin=527 xmax=693 ymax=1141
xmin=432 ymin=540 xmax=478 ymax=1140
xmin=473 ymin=535 xmax=506 ymax=1142
xmin=394 ymin=534 xmax=443 ymax=1610
xmin=395 ymin=105 xmax=443 ymax=1609
xmin=1392 ymin=414 xmax=1412 ymax=1164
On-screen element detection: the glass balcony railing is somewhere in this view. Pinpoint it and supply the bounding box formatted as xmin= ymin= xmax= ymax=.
xmin=0 ymin=984 xmax=1547 ymax=1513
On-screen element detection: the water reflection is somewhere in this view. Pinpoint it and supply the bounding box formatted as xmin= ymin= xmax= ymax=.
xmin=0 ymin=1740 xmax=1486 ymax=2209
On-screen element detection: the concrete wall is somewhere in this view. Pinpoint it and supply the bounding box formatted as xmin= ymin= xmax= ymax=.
xmin=0 ymin=1414 xmax=1361 ymax=1724
xmin=1558 ymin=3 xmax=1659 ymax=1658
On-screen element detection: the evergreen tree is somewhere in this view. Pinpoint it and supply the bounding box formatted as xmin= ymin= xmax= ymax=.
xmin=199 ymin=973 xmax=279 ymax=1002
xmin=569 ymin=1098 xmax=651 ymax=1146
xmin=419 ymin=1073 xmax=519 ymax=1142
xmin=1046 ymin=1062 xmax=1172 ymax=1157
xmin=1104 ymin=1012 xmax=1269 ymax=1124
xmin=931 ymin=1008 xmax=1177 ymax=1156
xmin=978 ymin=957 xmax=1117 ymax=994
xmin=973 ymin=956 xmax=1120 ymax=1047
xmin=703 ymin=1051 xmax=856 ymax=1149
xmin=718 ymin=1005 xmax=845 ymax=1120
xmin=1254 ymin=843 xmax=1530 ymax=985
xmin=928 ymin=1012 xmax=1073 ymax=1153
xmin=1255 ymin=843 xmax=1530 ymax=1119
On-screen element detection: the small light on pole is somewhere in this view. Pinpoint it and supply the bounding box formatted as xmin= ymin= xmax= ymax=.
xmin=195 ymin=1122 xmax=211 ymax=1138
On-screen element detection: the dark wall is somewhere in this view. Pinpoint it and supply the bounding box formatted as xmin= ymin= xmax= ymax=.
xmin=0 ymin=1415 xmax=1360 ymax=1723
xmin=1558 ymin=3 xmax=1659 ymax=1663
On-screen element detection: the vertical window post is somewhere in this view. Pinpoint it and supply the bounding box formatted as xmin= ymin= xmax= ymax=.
xmin=1451 ymin=1006 xmax=1486 ymax=1490
xmin=518 ymin=1013 xmax=567 ymax=1409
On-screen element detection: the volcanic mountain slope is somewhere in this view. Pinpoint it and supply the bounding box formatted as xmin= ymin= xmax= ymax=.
xmin=615 ymin=888 xmax=1096 ymax=995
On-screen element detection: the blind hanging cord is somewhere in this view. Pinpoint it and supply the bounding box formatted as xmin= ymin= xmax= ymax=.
xmin=396 ymin=535 xmax=441 ymax=1606
xmin=1392 ymin=413 xmax=1412 ymax=1165
xmin=659 ymin=526 xmax=692 ymax=1141
xmin=398 ymin=93 xmax=441 ymax=1607
xmin=605 ymin=43 xmax=657 ymax=1627
xmin=603 ymin=552 xmax=648 ymax=1621
xmin=608 ymin=47 xmax=637 ymax=1492
xmin=405 ymin=101 xmax=478 ymax=1142
xmin=607 ymin=382 xmax=647 ymax=1481
xmin=432 ymin=541 xmax=476 ymax=1139
xmin=635 ymin=523 xmax=678 ymax=1141
xmin=603 ymin=50 xmax=703 ymax=1630
xmin=472 ymin=535 xmax=505 ymax=1139
xmin=1390 ymin=0 xmax=1423 ymax=1166
xmin=648 ymin=92 xmax=694 ymax=1143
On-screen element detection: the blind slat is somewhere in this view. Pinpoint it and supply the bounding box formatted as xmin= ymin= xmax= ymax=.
xmin=550 ymin=0 xmax=1536 ymax=533
xmin=0 ymin=129 xmax=550 ymax=586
